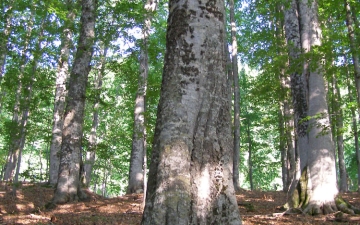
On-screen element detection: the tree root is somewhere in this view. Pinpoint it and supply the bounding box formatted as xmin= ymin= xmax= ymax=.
xmin=283 ymin=195 xmax=360 ymax=216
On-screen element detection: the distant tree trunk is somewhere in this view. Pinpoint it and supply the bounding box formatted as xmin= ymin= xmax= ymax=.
xmin=51 ymin=0 xmax=96 ymax=204
xmin=284 ymin=0 xmax=338 ymax=214
xmin=12 ymin=14 xmax=47 ymax=195
xmin=247 ymin=116 xmax=254 ymax=191
xmin=49 ymin=1 xmax=75 ymax=186
xmin=230 ymin=0 xmax=241 ymax=194
xmin=128 ymin=0 xmax=157 ymax=195
xmin=3 ymin=13 xmax=33 ymax=182
xmin=332 ymin=71 xmax=348 ymax=192
xmin=345 ymin=55 xmax=360 ymax=192
xmin=83 ymin=44 xmax=107 ymax=188
xmin=345 ymin=0 xmax=360 ymax=114
xmin=141 ymin=1 xmax=242 ymax=224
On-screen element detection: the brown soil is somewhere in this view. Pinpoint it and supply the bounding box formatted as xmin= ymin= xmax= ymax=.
xmin=1 ymin=182 xmax=360 ymax=224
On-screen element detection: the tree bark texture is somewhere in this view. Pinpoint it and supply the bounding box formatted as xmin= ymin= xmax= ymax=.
xmin=128 ymin=0 xmax=157 ymax=194
xmin=52 ymin=0 xmax=96 ymax=204
xmin=284 ymin=0 xmax=338 ymax=214
xmin=49 ymin=1 xmax=75 ymax=186
xmin=141 ymin=1 xmax=241 ymax=224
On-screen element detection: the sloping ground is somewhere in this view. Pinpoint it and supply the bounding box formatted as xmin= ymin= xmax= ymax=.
xmin=0 ymin=182 xmax=360 ymax=225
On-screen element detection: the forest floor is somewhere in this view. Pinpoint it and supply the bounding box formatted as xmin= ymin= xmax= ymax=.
xmin=1 ymin=182 xmax=360 ymax=224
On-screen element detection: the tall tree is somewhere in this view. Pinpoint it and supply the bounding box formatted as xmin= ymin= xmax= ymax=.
xmin=230 ymin=0 xmax=242 ymax=194
xmin=284 ymin=0 xmax=339 ymax=214
xmin=3 ymin=8 xmax=34 ymax=182
xmin=141 ymin=0 xmax=242 ymax=224
xmin=51 ymin=0 xmax=96 ymax=204
xmin=49 ymin=0 xmax=75 ymax=186
xmin=127 ymin=0 xmax=158 ymax=194
xmin=345 ymin=0 xmax=360 ymax=121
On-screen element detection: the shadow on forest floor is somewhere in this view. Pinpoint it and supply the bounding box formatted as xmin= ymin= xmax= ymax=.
xmin=0 ymin=182 xmax=360 ymax=224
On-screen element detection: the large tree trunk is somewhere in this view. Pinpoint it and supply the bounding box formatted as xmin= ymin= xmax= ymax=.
xmin=141 ymin=0 xmax=241 ymax=224
xmin=51 ymin=0 xmax=96 ymax=204
xmin=230 ymin=0 xmax=241 ymax=194
xmin=127 ymin=0 xmax=157 ymax=195
xmin=284 ymin=0 xmax=338 ymax=215
xmin=49 ymin=1 xmax=75 ymax=186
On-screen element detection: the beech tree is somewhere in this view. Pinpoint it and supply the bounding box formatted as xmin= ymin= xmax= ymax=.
xmin=127 ymin=0 xmax=158 ymax=195
xmin=284 ymin=0 xmax=345 ymax=214
xmin=49 ymin=0 xmax=75 ymax=186
xmin=141 ymin=0 xmax=241 ymax=224
xmin=51 ymin=0 xmax=96 ymax=204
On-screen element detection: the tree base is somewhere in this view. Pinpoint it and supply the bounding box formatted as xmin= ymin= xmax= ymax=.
xmin=284 ymin=195 xmax=360 ymax=216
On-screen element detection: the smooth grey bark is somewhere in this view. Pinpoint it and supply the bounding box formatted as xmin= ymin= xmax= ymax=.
xmin=229 ymin=0 xmax=241 ymax=194
xmin=128 ymin=0 xmax=157 ymax=195
xmin=141 ymin=1 xmax=241 ymax=224
xmin=83 ymin=45 xmax=107 ymax=188
xmin=284 ymin=0 xmax=338 ymax=214
xmin=51 ymin=0 xmax=96 ymax=204
xmin=49 ymin=1 xmax=75 ymax=186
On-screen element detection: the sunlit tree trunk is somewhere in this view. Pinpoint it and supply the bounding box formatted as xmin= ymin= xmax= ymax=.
xmin=83 ymin=44 xmax=107 ymax=188
xmin=49 ymin=1 xmax=75 ymax=186
xmin=51 ymin=0 xmax=96 ymax=204
xmin=230 ymin=0 xmax=241 ymax=194
xmin=128 ymin=0 xmax=157 ymax=195
xmin=142 ymin=0 xmax=241 ymax=224
xmin=285 ymin=0 xmax=338 ymax=214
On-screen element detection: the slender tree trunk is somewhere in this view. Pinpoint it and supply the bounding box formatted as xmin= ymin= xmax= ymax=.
xmin=127 ymin=0 xmax=157 ymax=195
xmin=83 ymin=44 xmax=107 ymax=188
xmin=247 ymin=117 xmax=253 ymax=191
xmin=332 ymin=71 xmax=348 ymax=192
xmin=345 ymin=55 xmax=360 ymax=192
xmin=3 ymin=13 xmax=34 ymax=182
xmin=49 ymin=1 xmax=75 ymax=186
xmin=142 ymin=1 xmax=241 ymax=224
xmin=51 ymin=0 xmax=96 ymax=204
xmin=345 ymin=0 xmax=360 ymax=114
xmin=230 ymin=0 xmax=241 ymax=194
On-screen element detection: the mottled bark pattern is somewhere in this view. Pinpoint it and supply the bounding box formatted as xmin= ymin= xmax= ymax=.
xmin=142 ymin=0 xmax=241 ymax=224
xmin=52 ymin=0 xmax=96 ymax=204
